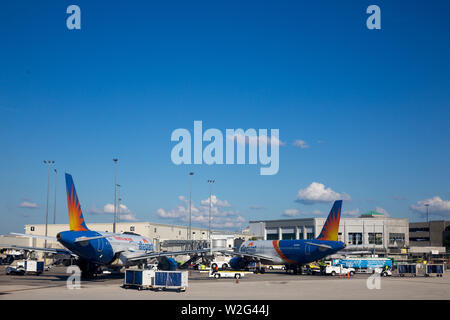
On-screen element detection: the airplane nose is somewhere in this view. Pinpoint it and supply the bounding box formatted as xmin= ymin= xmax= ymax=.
xmin=56 ymin=233 xmax=62 ymax=241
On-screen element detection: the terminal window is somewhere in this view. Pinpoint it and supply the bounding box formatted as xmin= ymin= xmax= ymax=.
xmin=281 ymin=228 xmax=295 ymax=240
xmin=409 ymin=227 xmax=429 ymax=232
xmin=130 ymin=226 xmax=135 ymax=232
xmin=305 ymin=227 xmax=314 ymax=240
xmin=267 ymin=233 xmax=279 ymax=240
xmin=410 ymin=237 xmax=430 ymax=242
xmin=282 ymin=233 xmax=296 ymax=240
xmin=266 ymin=228 xmax=279 ymax=240
xmin=369 ymin=233 xmax=383 ymax=245
xmin=348 ymin=233 xmax=362 ymax=245
xmin=30 ymin=226 xmax=35 ymax=231
xmin=389 ymin=233 xmax=405 ymax=245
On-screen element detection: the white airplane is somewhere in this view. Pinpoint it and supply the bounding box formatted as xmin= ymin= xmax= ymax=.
xmin=225 ymin=201 xmax=346 ymax=274
xmin=9 ymin=173 xmax=209 ymax=278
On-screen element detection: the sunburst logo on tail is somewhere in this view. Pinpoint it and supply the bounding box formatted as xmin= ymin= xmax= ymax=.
xmin=317 ymin=200 xmax=342 ymax=241
xmin=66 ymin=174 xmax=89 ymax=231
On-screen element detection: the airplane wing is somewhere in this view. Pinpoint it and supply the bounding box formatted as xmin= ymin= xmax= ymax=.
xmin=217 ymin=250 xmax=274 ymax=261
xmin=126 ymin=248 xmax=214 ymax=262
xmin=74 ymin=235 xmax=108 ymax=243
xmin=10 ymin=232 xmax=57 ymax=242
xmin=2 ymin=244 xmax=76 ymax=257
xmin=305 ymin=242 xmax=333 ymax=249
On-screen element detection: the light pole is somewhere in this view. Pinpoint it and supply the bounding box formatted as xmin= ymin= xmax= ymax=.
xmin=425 ymin=203 xmax=430 ymax=247
xmin=207 ymin=179 xmax=215 ymax=240
xmin=53 ymin=168 xmax=57 ymax=224
xmin=425 ymin=203 xmax=430 ymax=223
xmin=43 ymin=160 xmax=54 ymax=265
xmin=113 ymin=158 xmax=118 ymax=233
xmin=188 ymin=172 xmax=194 ymax=246
xmin=117 ymin=184 xmax=121 ymax=223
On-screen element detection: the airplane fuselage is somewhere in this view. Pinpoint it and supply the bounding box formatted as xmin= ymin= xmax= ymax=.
xmin=57 ymin=230 xmax=154 ymax=266
xmin=239 ymin=239 xmax=345 ymax=265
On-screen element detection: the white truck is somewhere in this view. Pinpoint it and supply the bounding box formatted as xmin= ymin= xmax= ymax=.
xmin=325 ymin=265 xmax=355 ymax=276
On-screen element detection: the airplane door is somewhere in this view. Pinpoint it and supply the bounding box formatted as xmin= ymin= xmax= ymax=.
xmin=305 ymin=244 xmax=311 ymax=255
xmin=97 ymin=238 xmax=104 ymax=252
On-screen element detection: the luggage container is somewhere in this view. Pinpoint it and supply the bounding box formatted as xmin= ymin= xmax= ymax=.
xmin=425 ymin=264 xmax=444 ymax=277
xmin=395 ymin=264 xmax=417 ymax=277
xmin=24 ymin=260 xmax=44 ymax=275
xmin=123 ymin=269 xmax=155 ymax=290
xmin=153 ymin=271 xmax=188 ymax=292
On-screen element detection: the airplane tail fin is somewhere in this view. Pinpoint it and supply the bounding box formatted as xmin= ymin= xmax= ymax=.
xmin=316 ymin=200 xmax=342 ymax=241
xmin=65 ymin=173 xmax=89 ymax=231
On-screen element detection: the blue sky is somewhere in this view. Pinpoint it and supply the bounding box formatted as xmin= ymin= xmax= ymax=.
xmin=1 ymin=0 xmax=450 ymax=234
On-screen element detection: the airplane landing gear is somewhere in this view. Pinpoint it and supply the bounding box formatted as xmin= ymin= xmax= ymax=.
xmin=286 ymin=264 xmax=302 ymax=275
xmin=77 ymin=260 xmax=99 ymax=279
xmin=254 ymin=261 xmax=266 ymax=274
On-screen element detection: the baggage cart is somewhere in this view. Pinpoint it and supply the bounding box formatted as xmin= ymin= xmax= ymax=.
xmin=425 ymin=264 xmax=444 ymax=277
xmin=153 ymin=271 xmax=188 ymax=292
xmin=123 ymin=269 xmax=155 ymax=290
xmin=395 ymin=264 xmax=417 ymax=277
xmin=24 ymin=260 xmax=44 ymax=275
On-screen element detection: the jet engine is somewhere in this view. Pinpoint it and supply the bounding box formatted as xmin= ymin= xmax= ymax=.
xmin=229 ymin=257 xmax=247 ymax=270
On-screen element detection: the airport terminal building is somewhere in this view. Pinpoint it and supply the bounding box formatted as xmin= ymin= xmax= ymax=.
xmin=249 ymin=212 xmax=409 ymax=255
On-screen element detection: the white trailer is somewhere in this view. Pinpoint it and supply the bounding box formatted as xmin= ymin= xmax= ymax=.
xmin=264 ymin=264 xmax=286 ymax=270
xmin=209 ymin=269 xmax=251 ymax=279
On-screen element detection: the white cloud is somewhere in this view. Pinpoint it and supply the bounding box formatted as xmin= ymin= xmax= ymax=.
xmin=119 ymin=212 xmax=139 ymax=222
xmin=295 ymin=182 xmax=351 ymax=205
xmin=343 ymin=208 xmax=361 ymax=217
xmin=282 ymin=209 xmax=299 ymax=217
xmin=200 ymin=195 xmax=231 ymax=208
xmin=89 ymin=203 xmax=138 ymax=222
xmin=19 ymin=201 xmax=39 ymax=209
xmin=156 ymin=195 xmax=246 ymax=230
xmin=375 ymin=206 xmax=390 ymax=217
xmin=282 ymin=209 xmax=325 ymax=218
xmin=410 ymin=196 xmax=450 ymax=218
xmin=293 ymin=140 xmax=309 ymax=149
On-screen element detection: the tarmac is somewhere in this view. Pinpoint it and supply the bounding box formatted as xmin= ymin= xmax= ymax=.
xmin=0 ymin=266 xmax=449 ymax=300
